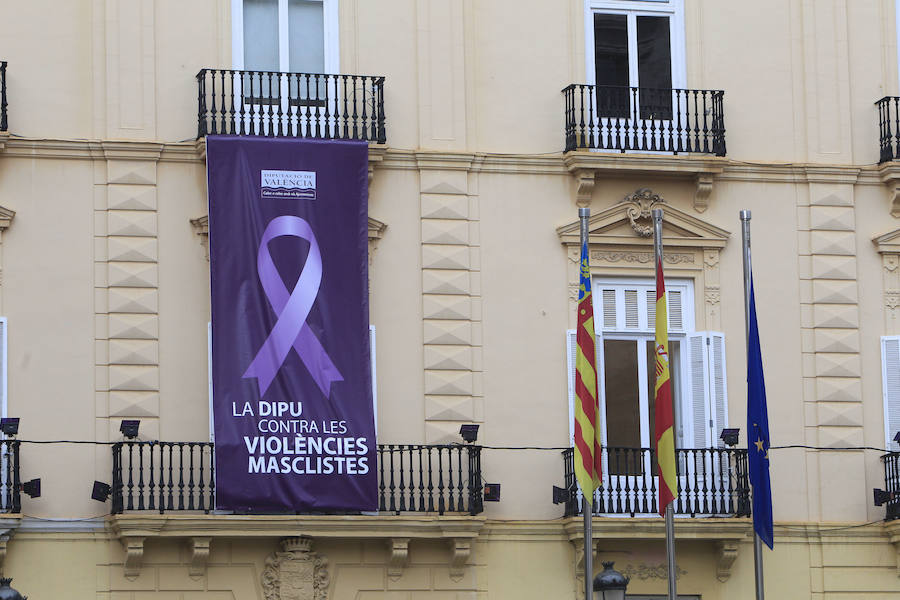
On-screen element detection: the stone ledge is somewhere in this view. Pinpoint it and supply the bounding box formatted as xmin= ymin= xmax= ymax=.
xmin=563 ymin=151 xmax=727 ymax=212
xmin=563 ymin=517 xmax=752 ymax=583
xmin=108 ymin=513 xmax=485 ymax=539
xmin=108 ymin=514 xmax=484 ymax=579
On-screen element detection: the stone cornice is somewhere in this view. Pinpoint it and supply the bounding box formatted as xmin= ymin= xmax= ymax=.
xmin=0 ymin=205 xmax=14 ymax=230
xmin=0 ymin=136 xmax=891 ymax=184
xmin=108 ymin=513 xmax=485 ymax=539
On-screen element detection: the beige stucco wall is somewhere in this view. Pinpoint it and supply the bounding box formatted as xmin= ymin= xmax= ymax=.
xmin=0 ymin=0 xmax=898 ymax=598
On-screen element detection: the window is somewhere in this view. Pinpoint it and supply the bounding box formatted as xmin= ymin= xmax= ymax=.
xmin=585 ymin=0 xmax=685 ymax=119
xmin=882 ymin=336 xmax=900 ymax=451
xmin=232 ymin=0 xmax=338 ymax=74
xmin=567 ymin=278 xmax=728 ymax=454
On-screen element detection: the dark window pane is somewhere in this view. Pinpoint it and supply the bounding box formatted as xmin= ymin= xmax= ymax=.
xmin=603 ymin=339 xmax=641 ymax=475
xmin=637 ymin=16 xmax=672 ymax=119
xmin=594 ymin=13 xmax=630 ymax=117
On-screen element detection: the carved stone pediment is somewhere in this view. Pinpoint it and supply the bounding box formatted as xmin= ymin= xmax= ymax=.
xmin=874 ymin=227 xmax=900 ymax=254
xmin=556 ymin=189 xmax=729 ymax=249
xmin=558 ymin=188 xmax=731 ymax=330
xmin=262 ymin=537 xmax=329 ymax=600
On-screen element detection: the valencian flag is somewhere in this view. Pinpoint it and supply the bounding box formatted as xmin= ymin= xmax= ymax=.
xmin=574 ymin=241 xmax=602 ymax=506
xmin=654 ymin=258 xmax=677 ymax=516
xmin=748 ymin=277 xmax=774 ymax=548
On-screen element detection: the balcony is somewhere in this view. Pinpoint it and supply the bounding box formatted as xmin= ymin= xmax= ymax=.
xmin=0 ymin=440 xmax=20 ymax=514
xmin=111 ymin=441 xmax=483 ymax=515
xmin=1 ymin=61 xmax=6 ymax=132
xmin=561 ymin=446 xmax=750 ymax=518
xmin=196 ymin=68 xmax=385 ymax=142
xmin=563 ymin=85 xmax=726 ymax=156
xmin=881 ymin=451 xmax=900 ymax=521
xmin=877 ymin=96 xmax=900 ymax=163
xmin=108 ymin=440 xmax=484 ymax=578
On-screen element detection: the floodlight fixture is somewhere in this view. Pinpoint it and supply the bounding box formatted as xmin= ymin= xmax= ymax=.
xmin=0 ymin=418 xmax=19 ymax=437
xmin=119 ymin=420 xmax=140 ymax=440
xmin=552 ymin=485 xmax=571 ymax=505
xmin=459 ymin=424 xmax=479 ymax=444
xmin=874 ymin=488 xmax=895 ymax=507
xmin=21 ymin=479 xmax=40 ymax=499
xmin=484 ymin=483 xmax=501 ymax=502
xmin=91 ymin=481 xmax=111 ymax=502
xmin=893 ymin=431 xmax=900 ymax=444
xmin=720 ymin=428 xmax=740 ymax=447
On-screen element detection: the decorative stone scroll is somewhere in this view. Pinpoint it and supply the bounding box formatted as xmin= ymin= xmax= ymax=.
xmin=623 ymin=187 xmax=665 ymax=237
xmin=261 ymin=537 xmax=329 ymax=600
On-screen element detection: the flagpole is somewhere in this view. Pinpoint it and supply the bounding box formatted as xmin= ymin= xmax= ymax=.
xmin=741 ymin=209 xmax=765 ymax=600
xmin=652 ymin=208 xmax=677 ymax=600
xmin=579 ymin=206 xmax=593 ymax=600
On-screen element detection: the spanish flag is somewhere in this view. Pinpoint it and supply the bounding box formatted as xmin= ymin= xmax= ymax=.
xmin=654 ymin=257 xmax=678 ymax=515
xmin=574 ymin=241 xmax=602 ymax=506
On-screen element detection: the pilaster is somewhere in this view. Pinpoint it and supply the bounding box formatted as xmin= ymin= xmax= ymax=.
xmin=417 ymin=156 xmax=482 ymax=442
xmin=797 ymin=182 xmax=864 ymax=521
xmin=95 ymin=144 xmax=162 ymax=442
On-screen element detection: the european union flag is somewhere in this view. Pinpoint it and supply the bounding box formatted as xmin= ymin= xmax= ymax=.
xmin=748 ymin=277 xmax=774 ymax=549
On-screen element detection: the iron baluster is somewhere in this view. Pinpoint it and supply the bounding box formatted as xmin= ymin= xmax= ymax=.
xmin=137 ymin=443 xmax=145 ymax=511
xmin=126 ymin=442 xmax=135 ymax=511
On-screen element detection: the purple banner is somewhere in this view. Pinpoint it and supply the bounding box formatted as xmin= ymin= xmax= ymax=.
xmin=207 ymin=136 xmax=376 ymax=512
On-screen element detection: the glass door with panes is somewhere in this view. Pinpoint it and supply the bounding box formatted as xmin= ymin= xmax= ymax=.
xmin=567 ymin=277 xmax=729 ymax=515
xmin=236 ymin=0 xmax=333 ymax=136
xmin=589 ymin=1 xmax=684 ymax=152
xmin=594 ymin=280 xmax=690 ymax=515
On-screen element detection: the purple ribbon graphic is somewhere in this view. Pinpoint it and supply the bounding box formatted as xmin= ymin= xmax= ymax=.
xmin=243 ymin=216 xmax=343 ymax=397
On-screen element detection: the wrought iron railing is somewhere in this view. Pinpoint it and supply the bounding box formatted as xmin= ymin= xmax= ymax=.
xmin=561 ymin=446 xmax=749 ymax=517
xmin=876 ymin=96 xmax=900 ymax=162
xmin=111 ymin=441 xmax=483 ymax=516
xmin=197 ymin=68 xmax=385 ymax=142
xmin=882 ymin=451 xmax=900 ymax=521
xmin=563 ymin=84 xmax=726 ymax=155
xmin=0 ymin=440 xmax=20 ymax=513
xmin=1 ymin=62 xmax=7 ymax=132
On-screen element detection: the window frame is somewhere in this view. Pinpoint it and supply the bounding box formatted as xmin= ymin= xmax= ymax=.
xmin=231 ymin=0 xmax=340 ymax=74
xmin=592 ymin=276 xmax=694 ymax=451
xmin=583 ymin=0 xmax=686 ymax=90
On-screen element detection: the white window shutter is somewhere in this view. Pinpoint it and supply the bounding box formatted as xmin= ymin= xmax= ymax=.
xmin=686 ymin=332 xmax=711 ymax=449
xmin=370 ymin=324 xmax=378 ymax=435
xmin=668 ymin=290 xmax=683 ymax=331
xmin=707 ymin=332 xmax=728 ymax=447
xmin=882 ymin=336 xmax=900 ymax=451
xmin=567 ymin=330 xmax=577 ymax=444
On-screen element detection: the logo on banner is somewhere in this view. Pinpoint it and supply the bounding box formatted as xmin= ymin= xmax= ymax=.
xmin=261 ymin=170 xmax=317 ymax=200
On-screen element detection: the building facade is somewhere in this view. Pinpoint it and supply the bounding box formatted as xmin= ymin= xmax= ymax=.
xmin=0 ymin=0 xmax=899 ymax=598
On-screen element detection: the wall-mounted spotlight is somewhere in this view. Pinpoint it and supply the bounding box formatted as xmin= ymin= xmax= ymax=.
xmin=874 ymin=488 xmax=896 ymax=507
xmin=483 ymin=483 xmax=501 ymax=502
xmin=459 ymin=424 xmax=479 ymax=444
xmin=893 ymin=431 xmax=900 ymax=445
xmin=552 ymin=485 xmax=571 ymax=505
xmin=119 ymin=420 xmax=140 ymax=440
xmin=720 ymin=428 xmax=740 ymax=447
xmin=91 ymin=481 xmax=111 ymax=502
xmin=0 ymin=418 xmax=19 ymax=437
xmin=21 ymin=478 xmax=40 ymax=499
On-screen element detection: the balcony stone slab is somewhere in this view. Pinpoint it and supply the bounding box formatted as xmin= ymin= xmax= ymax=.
xmin=108 ymin=514 xmax=485 ymax=579
xmin=563 ymin=151 xmax=726 ymax=212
